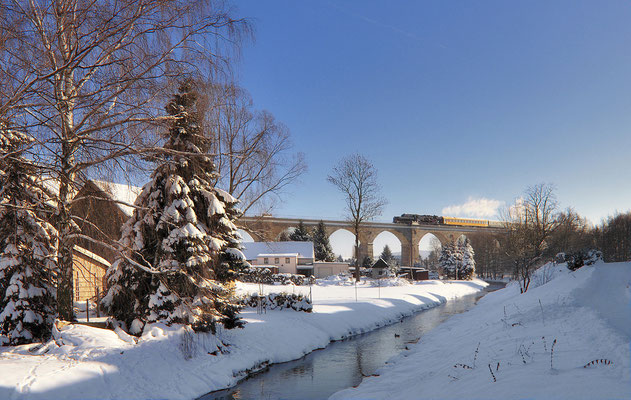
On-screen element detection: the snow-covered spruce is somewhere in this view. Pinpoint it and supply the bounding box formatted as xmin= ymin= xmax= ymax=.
xmin=459 ymin=238 xmax=475 ymax=280
xmin=0 ymin=125 xmax=58 ymax=345
xmin=289 ymin=220 xmax=311 ymax=242
xmin=440 ymin=239 xmax=475 ymax=280
xmin=313 ymin=220 xmax=336 ymax=262
xmin=439 ymin=240 xmax=461 ymax=279
xmin=102 ymin=81 xmax=248 ymax=335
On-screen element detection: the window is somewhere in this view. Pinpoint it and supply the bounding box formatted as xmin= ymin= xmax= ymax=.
xmin=285 ymin=257 xmax=290 ymax=263
xmin=275 ymin=258 xmax=280 ymax=264
xmin=264 ymin=258 xmax=268 ymax=264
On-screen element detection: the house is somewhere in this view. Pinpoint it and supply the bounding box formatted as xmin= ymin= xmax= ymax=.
xmin=70 ymin=180 xmax=142 ymax=263
xmin=72 ymin=246 xmax=111 ymax=302
xmin=241 ymin=241 xmax=350 ymax=278
xmin=67 ymin=180 xmax=143 ymax=302
xmin=241 ymin=241 xmax=315 ymax=275
xmin=400 ymin=266 xmax=430 ymax=281
xmin=311 ymin=262 xmax=350 ymax=278
xmin=371 ymin=258 xmax=391 ymax=278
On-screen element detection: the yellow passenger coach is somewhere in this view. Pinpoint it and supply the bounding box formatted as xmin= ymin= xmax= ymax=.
xmin=442 ymin=216 xmax=490 ymax=227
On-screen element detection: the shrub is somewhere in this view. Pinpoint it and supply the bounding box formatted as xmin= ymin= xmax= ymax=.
xmin=240 ymin=292 xmax=312 ymax=312
xmin=566 ymin=249 xmax=603 ymax=271
xmin=236 ymin=268 xmax=315 ymax=285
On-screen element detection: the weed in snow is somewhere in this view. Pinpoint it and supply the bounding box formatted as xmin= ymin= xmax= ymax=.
xmin=583 ymin=359 xmax=613 ymax=368
xmin=488 ymin=363 xmax=497 ymax=382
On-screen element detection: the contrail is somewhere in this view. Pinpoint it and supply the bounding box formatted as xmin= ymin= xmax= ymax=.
xmin=324 ymin=1 xmax=449 ymax=50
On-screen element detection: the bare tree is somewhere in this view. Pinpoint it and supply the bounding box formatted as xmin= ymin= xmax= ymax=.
xmin=469 ymin=233 xmax=503 ymax=279
xmin=549 ymin=208 xmax=593 ymax=255
xmin=421 ymin=237 xmax=442 ymax=273
xmin=500 ymin=183 xmax=559 ymax=292
xmin=0 ymin=0 xmax=248 ymax=320
xmin=200 ymin=82 xmax=306 ymax=214
xmin=327 ymin=153 xmax=387 ymax=281
xmin=597 ymin=212 xmax=631 ymax=262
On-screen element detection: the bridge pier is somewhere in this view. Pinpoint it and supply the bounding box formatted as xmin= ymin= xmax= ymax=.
xmin=357 ymin=230 xmax=374 ymax=265
xmin=400 ymin=229 xmax=422 ymax=267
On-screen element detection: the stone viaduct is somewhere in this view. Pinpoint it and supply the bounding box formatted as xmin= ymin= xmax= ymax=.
xmin=238 ymin=216 xmax=505 ymax=267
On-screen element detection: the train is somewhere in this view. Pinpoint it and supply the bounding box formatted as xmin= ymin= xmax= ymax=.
xmin=392 ymin=214 xmax=490 ymax=227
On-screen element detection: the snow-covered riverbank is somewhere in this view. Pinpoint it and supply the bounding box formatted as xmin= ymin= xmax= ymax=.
xmin=331 ymin=262 xmax=631 ymax=400
xmin=0 ymin=278 xmax=487 ymax=400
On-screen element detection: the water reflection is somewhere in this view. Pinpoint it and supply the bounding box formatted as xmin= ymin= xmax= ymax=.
xmin=200 ymin=283 xmax=504 ymax=400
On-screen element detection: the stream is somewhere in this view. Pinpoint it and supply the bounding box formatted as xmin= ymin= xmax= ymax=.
xmin=200 ymin=282 xmax=505 ymax=400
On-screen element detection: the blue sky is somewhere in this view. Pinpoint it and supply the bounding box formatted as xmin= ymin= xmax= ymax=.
xmin=232 ymin=0 xmax=631 ymax=241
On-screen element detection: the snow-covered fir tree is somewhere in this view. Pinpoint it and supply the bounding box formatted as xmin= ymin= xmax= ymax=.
xmin=102 ymin=81 xmax=247 ymax=335
xmin=380 ymin=245 xmax=394 ymax=265
xmin=380 ymin=245 xmax=400 ymax=274
xmin=312 ymin=220 xmax=335 ymax=262
xmin=439 ymin=240 xmax=462 ymax=280
xmin=459 ymin=238 xmax=475 ymax=280
xmin=0 ymin=124 xmax=58 ymax=345
xmin=289 ymin=220 xmax=311 ymax=241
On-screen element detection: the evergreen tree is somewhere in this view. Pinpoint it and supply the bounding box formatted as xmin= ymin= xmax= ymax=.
xmin=0 ymin=125 xmax=58 ymax=345
xmin=380 ymin=245 xmax=394 ymax=265
xmin=439 ymin=240 xmax=462 ymax=279
xmin=312 ymin=221 xmax=335 ymax=262
xmin=278 ymin=231 xmax=291 ymax=242
xmin=102 ymin=81 xmax=246 ymax=335
xmin=459 ymin=239 xmax=476 ymax=280
xmin=289 ymin=220 xmax=311 ymax=241
xmin=361 ymin=255 xmax=374 ymax=268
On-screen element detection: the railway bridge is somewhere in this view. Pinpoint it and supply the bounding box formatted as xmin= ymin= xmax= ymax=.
xmin=238 ymin=216 xmax=505 ymax=267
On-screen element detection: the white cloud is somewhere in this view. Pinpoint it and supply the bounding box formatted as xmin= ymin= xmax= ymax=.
xmin=442 ymin=197 xmax=504 ymax=219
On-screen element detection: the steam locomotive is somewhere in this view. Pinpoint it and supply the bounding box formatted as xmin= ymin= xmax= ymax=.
xmin=392 ymin=214 xmax=489 ymax=227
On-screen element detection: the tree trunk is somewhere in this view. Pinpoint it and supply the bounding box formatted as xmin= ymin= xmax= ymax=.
xmin=56 ymin=154 xmax=76 ymax=321
xmin=354 ymin=227 xmax=360 ymax=282
xmin=55 ymin=7 xmax=77 ymax=321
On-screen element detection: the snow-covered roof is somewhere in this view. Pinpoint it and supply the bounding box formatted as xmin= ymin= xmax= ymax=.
xmin=91 ymin=180 xmax=143 ymax=217
xmin=257 ymin=253 xmax=299 ymax=258
xmin=241 ymin=241 xmax=314 ymax=261
xmin=73 ymin=245 xmax=111 ymax=267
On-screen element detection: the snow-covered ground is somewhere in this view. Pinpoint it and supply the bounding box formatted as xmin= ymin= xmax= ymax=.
xmin=331 ymin=262 xmax=631 ymax=400
xmin=0 ymin=278 xmax=486 ymax=400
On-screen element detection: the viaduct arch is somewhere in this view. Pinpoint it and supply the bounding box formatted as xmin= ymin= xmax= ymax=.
xmin=238 ymin=216 xmax=505 ymax=266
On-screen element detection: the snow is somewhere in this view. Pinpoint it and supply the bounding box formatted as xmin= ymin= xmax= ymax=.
xmin=214 ymin=188 xmax=237 ymax=204
xmin=73 ymin=246 xmax=111 ymax=268
xmin=225 ymin=247 xmax=246 ymax=261
xmin=331 ymin=261 xmax=631 ymax=400
xmin=92 ymin=180 xmax=143 ymax=217
xmin=0 ymin=278 xmax=486 ymax=399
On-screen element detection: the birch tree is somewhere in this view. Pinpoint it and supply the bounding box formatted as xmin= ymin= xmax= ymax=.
xmin=0 ymin=0 xmax=247 ymax=320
